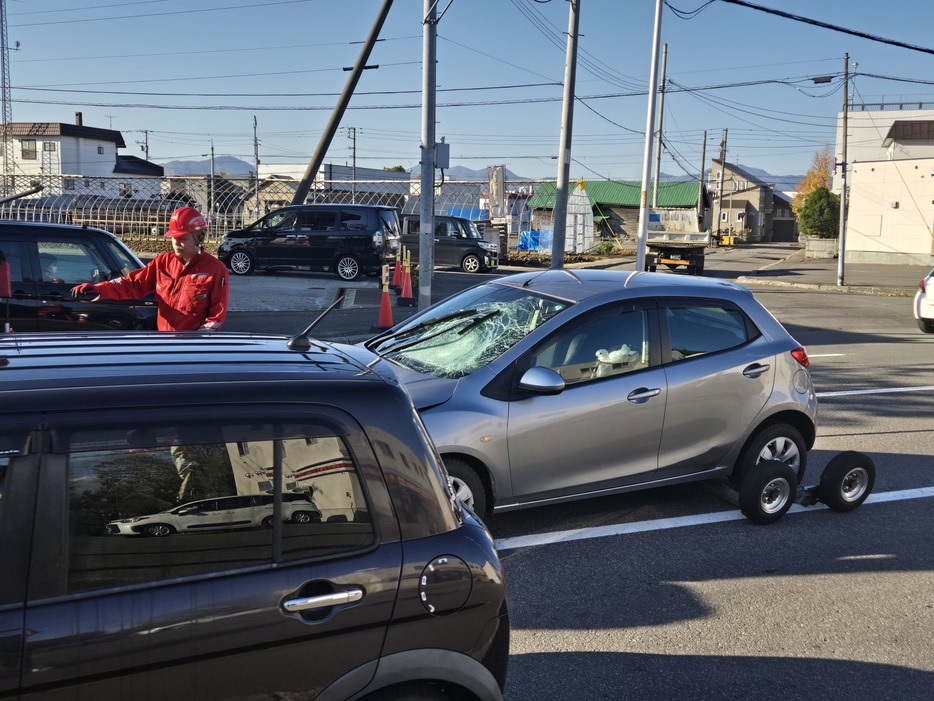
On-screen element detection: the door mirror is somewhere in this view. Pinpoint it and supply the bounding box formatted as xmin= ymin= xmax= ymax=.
xmin=518 ymin=366 xmax=565 ymax=395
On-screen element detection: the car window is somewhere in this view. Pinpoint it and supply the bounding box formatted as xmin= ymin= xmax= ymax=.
xmin=0 ymin=238 xmax=30 ymax=282
xmin=378 ymin=209 xmax=399 ymax=237
xmin=340 ymin=210 xmax=367 ymax=231
xmin=35 ymin=237 xmax=116 ymax=284
xmin=298 ymin=210 xmax=337 ymax=231
xmin=532 ymin=307 xmax=651 ymax=384
xmin=257 ymin=210 xmax=296 ymax=232
xmin=372 ymin=284 xmax=571 ymax=379
xmin=44 ymin=419 xmax=375 ymax=596
xmin=666 ymin=302 xmax=752 ymax=360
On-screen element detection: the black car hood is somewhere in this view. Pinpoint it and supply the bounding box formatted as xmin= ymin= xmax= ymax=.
xmin=376 ymin=360 xmax=457 ymax=410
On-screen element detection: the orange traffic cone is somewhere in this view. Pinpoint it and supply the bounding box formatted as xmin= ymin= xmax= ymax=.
xmin=398 ymin=254 xmax=415 ymax=307
xmin=390 ymin=250 xmax=403 ymax=289
xmin=372 ymin=265 xmax=394 ymax=331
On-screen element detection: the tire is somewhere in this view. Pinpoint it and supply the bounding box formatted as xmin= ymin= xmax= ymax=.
xmin=444 ymin=457 xmax=488 ymax=517
xmin=818 ymin=451 xmax=875 ymax=512
xmin=648 ymin=265 xmax=657 ymax=272
xmin=335 ymin=254 xmax=362 ymax=281
xmin=734 ymin=422 xmax=807 ymax=486
xmin=739 ymin=460 xmax=797 ymax=524
xmin=142 ymin=523 xmax=175 ymax=537
xmin=918 ymin=318 xmax=934 ymax=333
xmin=291 ymin=510 xmax=313 ymax=524
xmin=228 ymin=249 xmax=255 ymax=276
xmin=461 ymin=253 xmax=482 ymax=273
xmin=261 ymin=515 xmax=274 ymax=529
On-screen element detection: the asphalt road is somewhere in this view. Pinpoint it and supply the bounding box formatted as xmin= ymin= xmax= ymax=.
xmin=221 ymin=249 xmax=934 ymax=700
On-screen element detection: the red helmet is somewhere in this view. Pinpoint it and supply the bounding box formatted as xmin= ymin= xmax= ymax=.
xmin=166 ymin=206 xmax=208 ymax=238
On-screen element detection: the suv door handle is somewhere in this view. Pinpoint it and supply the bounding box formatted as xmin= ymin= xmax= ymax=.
xmin=283 ymin=587 xmax=364 ymax=612
xmin=743 ymin=363 xmax=770 ymax=378
xmin=627 ymin=387 xmax=661 ymax=402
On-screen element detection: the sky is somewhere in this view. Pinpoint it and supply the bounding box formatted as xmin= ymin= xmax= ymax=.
xmin=7 ymin=0 xmax=934 ymax=188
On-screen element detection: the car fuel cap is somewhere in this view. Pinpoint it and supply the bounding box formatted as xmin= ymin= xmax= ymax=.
xmin=418 ymin=555 xmax=472 ymax=615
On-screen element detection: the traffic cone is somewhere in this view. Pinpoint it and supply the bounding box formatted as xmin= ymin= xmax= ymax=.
xmin=398 ymin=253 xmax=415 ymax=307
xmin=390 ymin=250 xmax=403 ymax=289
xmin=372 ymin=265 xmax=394 ymax=331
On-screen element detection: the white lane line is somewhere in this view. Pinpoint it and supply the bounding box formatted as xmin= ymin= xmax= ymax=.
xmin=817 ymin=385 xmax=934 ymax=398
xmin=494 ymin=486 xmax=934 ymax=552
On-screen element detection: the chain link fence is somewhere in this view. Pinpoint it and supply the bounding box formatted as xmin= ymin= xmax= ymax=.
xmin=0 ymin=174 xmax=624 ymax=259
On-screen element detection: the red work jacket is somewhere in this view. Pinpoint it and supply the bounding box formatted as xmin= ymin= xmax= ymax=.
xmin=92 ymin=252 xmax=229 ymax=331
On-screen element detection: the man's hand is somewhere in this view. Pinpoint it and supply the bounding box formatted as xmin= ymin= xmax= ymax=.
xmin=71 ymin=283 xmax=97 ymax=297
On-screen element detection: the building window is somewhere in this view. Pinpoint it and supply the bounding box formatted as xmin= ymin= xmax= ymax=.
xmin=64 ymin=178 xmax=75 ymax=190
xmin=97 ymin=145 xmax=105 ymax=155
xmin=43 ymin=141 xmax=56 ymax=152
xmin=119 ymin=182 xmax=133 ymax=197
xmin=21 ymin=139 xmax=37 ymax=160
xmin=720 ymin=211 xmax=728 ymax=222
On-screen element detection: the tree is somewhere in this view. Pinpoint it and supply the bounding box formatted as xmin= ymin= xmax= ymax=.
xmin=797 ymin=187 xmax=839 ymax=238
xmin=791 ymin=147 xmax=833 ymax=216
xmin=383 ymin=165 xmax=407 ymax=172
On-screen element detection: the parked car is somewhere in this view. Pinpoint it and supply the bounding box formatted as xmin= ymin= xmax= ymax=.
xmin=217 ymin=204 xmax=400 ymax=281
xmin=0 ymin=220 xmax=157 ymax=332
xmin=399 ymin=214 xmax=498 ymax=273
xmin=0 ymin=332 xmax=508 ymax=700
xmin=106 ymin=492 xmax=322 ymax=536
xmin=913 ymin=269 xmax=934 ymax=332
xmin=363 ymin=269 xmax=818 ymax=524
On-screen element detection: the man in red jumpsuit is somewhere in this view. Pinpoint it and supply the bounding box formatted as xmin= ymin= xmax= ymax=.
xmin=72 ymin=206 xmax=229 ymax=331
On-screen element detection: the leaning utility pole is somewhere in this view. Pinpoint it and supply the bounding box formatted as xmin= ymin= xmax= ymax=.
xmin=551 ymin=0 xmax=581 ymax=269
xmin=652 ymin=43 xmax=668 ymax=209
xmin=837 ymin=53 xmax=849 ymax=287
xmin=635 ymin=0 xmax=664 ymax=272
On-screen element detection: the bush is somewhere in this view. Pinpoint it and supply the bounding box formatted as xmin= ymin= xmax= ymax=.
xmin=797 ymin=187 xmax=839 ymax=238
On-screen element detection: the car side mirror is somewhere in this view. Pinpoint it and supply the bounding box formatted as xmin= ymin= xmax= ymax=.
xmin=517 ymin=366 xmax=566 ymax=395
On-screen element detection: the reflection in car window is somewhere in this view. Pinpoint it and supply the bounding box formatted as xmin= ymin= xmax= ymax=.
xmin=59 ymin=422 xmax=374 ymax=594
xmin=533 ymin=308 xmax=650 ymax=384
xmin=36 ymin=239 xmax=112 ymax=285
xmin=258 ymin=211 xmax=296 ymax=231
xmin=666 ymin=303 xmax=752 ymax=360
xmin=376 ymin=285 xmax=571 ymax=379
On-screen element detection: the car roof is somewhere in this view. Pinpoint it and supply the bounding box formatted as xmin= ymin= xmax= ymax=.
xmin=490 ymin=268 xmax=755 ymax=304
xmin=0 ymin=220 xmax=117 ymax=237
xmin=0 ymin=332 xmax=393 ymax=398
xmin=274 ymin=204 xmax=397 ymax=212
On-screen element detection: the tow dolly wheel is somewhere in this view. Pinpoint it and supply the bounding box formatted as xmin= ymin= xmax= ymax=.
xmin=818 ymin=451 xmax=875 ymax=512
xmin=739 ymin=460 xmax=797 ymax=524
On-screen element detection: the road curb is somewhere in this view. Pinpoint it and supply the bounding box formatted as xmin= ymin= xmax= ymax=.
xmin=737 ymin=275 xmax=914 ymax=297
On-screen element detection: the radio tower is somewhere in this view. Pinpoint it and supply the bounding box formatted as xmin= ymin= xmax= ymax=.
xmin=0 ymin=0 xmax=12 ymax=195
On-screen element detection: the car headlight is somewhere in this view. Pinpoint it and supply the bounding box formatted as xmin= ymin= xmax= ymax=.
xmin=479 ymin=241 xmax=498 ymax=252
xmin=119 ymin=517 xmax=146 ymax=523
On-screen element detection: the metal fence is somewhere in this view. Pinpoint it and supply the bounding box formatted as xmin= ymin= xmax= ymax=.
xmin=0 ymin=173 xmax=619 ymax=257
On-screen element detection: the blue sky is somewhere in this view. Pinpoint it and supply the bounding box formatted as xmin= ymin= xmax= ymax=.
xmin=8 ymin=0 xmax=934 ymax=186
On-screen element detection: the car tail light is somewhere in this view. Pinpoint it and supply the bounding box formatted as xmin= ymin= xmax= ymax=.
xmin=790 ymin=346 xmax=810 ymax=368
xmin=920 ymin=278 xmax=927 ymax=294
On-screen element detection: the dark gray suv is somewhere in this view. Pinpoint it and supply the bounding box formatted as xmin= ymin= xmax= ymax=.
xmin=218 ymin=204 xmax=400 ymax=280
xmin=0 ymin=332 xmax=509 ymax=700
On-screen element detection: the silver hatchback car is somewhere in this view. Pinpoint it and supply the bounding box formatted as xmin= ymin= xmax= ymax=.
xmin=364 ymin=269 xmax=817 ymax=524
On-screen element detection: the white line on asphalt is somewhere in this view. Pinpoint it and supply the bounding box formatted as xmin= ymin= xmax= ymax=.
xmin=493 ymin=486 xmax=934 ymax=551
xmin=817 ymin=385 xmax=934 ymax=398
xmin=809 ymin=353 xmax=845 ymax=357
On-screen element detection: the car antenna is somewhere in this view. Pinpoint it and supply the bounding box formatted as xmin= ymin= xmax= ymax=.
xmin=287 ymin=295 xmax=345 ymax=352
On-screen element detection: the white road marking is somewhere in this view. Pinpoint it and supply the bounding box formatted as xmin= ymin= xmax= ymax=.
xmin=809 ymin=353 xmax=845 ymax=357
xmin=817 ymin=385 xmax=934 ymax=398
xmin=494 ymin=486 xmax=934 ymax=551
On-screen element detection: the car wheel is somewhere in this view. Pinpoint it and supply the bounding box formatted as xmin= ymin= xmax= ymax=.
xmin=818 ymin=451 xmax=876 ymax=512
xmin=228 ymin=249 xmax=255 ymax=276
xmin=335 ymin=255 xmax=362 ymax=281
xmin=444 ymin=457 xmax=488 ymax=516
xmin=291 ymin=510 xmax=313 ymax=524
xmin=142 ymin=523 xmax=175 ymax=537
xmin=734 ymin=423 xmax=807 ymax=486
xmin=461 ymin=253 xmax=482 ymax=273
xmin=261 ymin=515 xmax=274 ymax=529
xmin=918 ymin=318 xmax=934 ymax=333
xmin=739 ymin=460 xmax=797 ymax=524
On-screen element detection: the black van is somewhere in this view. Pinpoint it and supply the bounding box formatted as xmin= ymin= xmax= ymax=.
xmin=217 ymin=204 xmax=399 ymax=281
xmin=400 ymin=214 xmax=499 ymax=273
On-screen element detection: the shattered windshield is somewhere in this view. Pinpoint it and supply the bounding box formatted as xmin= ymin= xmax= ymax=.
xmin=369 ymin=284 xmax=571 ymax=379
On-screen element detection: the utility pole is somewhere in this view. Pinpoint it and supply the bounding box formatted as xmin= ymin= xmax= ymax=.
xmin=837 ymin=53 xmax=849 ymax=287
xmin=697 ymin=130 xmax=707 ymax=229
xmin=551 ymin=0 xmax=580 ymax=269
xmin=635 ymin=0 xmax=664 ymax=272
xmin=0 ymin=0 xmax=13 ymax=196
xmin=253 ymin=115 xmax=260 ymax=217
xmin=652 ymin=43 xmax=668 ymax=209
xmin=137 ymin=130 xmax=150 ymax=160
xmin=716 ymin=128 xmax=728 ymax=240
xmin=418 ymin=0 xmax=438 ymax=309
xmin=348 ymin=126 xmax=357 ymax=203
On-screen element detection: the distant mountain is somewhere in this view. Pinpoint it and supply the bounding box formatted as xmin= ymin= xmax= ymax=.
xmin=425 ymin=165 xmax=529 ymax=180
xmin=162 ymin=156 xmax=254 ymax=177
